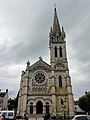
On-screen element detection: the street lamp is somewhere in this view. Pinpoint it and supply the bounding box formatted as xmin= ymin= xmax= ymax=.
xmin=62 ymin=105 xmax=66 ymax=120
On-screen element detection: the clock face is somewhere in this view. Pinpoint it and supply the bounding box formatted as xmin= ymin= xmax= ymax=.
xmin=34 ymin=72 xmax=46 ymax=85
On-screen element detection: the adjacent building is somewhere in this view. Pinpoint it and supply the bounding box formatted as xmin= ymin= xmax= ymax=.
xmin=18 ymin=7 xmax=75 ymax=119
xmin=0 ymin=89 xmax=8 ymax=110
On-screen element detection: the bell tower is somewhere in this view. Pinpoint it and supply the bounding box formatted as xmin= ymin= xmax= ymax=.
xmin=49 ymin=7 xmax=75 ymax=117
xmin=49 ymin=7 xmax=66 ymax=67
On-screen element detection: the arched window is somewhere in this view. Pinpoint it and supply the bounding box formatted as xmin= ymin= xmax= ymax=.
xmin=55 ymin=46 xmax=57 ymax=57
xmin=46 ymin=102 xmax=49 ymax=114
xmin=30 ymin=102 xmax=33 ymax=114
xmin=36 ymin=101 xmax=43 ymax=114
xmin=59 ymin=46 xmax=62 ymax=57
xmin=59 ymin=76 xmax=62 ymax=87
xmin=57 ymin=35 xmax=59 ymax=41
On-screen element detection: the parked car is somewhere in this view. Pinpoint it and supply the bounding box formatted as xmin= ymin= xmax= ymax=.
xmin=72 ymin=115 xmax=90 ymax=120
xmin=0 ymin=111 xmax=15 ymax=120
xmin=0 ymin=115 xmax=5 ymax=120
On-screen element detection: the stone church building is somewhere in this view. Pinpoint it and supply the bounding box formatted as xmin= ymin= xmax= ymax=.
xmin=18 ymin=7 xmax=74 ymax=119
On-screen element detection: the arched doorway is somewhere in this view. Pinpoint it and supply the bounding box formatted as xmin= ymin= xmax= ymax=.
xmin=36 ymin=101 xmax=43 ymax=114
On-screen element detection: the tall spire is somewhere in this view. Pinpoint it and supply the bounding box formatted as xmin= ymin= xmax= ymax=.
xmin=53 ymin=7 xmax=61 ymax=36
xmin=49 ymin=6 xmax=66 ymax=44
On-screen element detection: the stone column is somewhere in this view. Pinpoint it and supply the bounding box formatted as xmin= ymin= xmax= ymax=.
xmin=67 ymin=77 xmax=74 ymax=117
xmin=51 ymin=63 xmax=56 ymax=115
xmin=63 ymin=44 xmax=67 ymax=58
xmin=43 ymin=105 xmax=46 ymax=114
xmin=33 ymin=105 xmax=36 ymax=114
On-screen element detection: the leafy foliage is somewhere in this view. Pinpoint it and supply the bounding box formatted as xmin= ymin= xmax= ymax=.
xmin=43 ymin=113 xmax=64 ymax=120
xmin=8 ymin=91 xmax=19 ymax=111
xmin=43 ymin=113 xmax=50 ymax=120
xmin=78 ymin=92 xmax=90 ymax=114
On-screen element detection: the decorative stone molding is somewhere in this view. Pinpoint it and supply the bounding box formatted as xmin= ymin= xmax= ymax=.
xmin=32 ymin=87 xmax=47 ymax=93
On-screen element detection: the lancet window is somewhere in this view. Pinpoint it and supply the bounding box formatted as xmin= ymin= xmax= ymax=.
xmin=30 ymin=102 xmax=33 ymax=114
xmin=55 ymin=46 xmax=57 ymax=57
xmin=59 ymin=46 xmax=62 ymax=57
xmin=46 ymin=102 xmax=49 ymax=114
xmin=59 ymin=76 xmax=62 ymax=87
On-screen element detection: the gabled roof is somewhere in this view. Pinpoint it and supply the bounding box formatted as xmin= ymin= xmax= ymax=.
xmin=28 ymin=57 xmax=52 ymax=71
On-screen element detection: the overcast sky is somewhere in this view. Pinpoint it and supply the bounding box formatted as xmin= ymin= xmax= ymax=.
xmin=0 ymin=0 xmax=90 ymax=100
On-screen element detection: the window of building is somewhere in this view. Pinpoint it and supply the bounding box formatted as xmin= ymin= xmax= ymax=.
xmin=61 ymin=98 xmax=64 ymax=105
xmin=59 ymin=46 xmax=62 ymax=57
xmin=46 ymin=102 xmax=49 ymax=114
xmin=36 ymin=101 xmax=43 ymax=114
xmin=55 ymin=46 xmax=57 ymax=57
xmin=59 ymin=76 xmax=62 ymax=87
xmin=30 ymin=103 xmax=33 ymax=114
xmin=57 ymin=35 xmax=59 ymax=41
xmin=35 ymin=72 xmax=45 ymax=84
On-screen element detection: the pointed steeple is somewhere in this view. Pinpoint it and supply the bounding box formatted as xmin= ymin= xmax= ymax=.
xmin=53 ymin=7 xmax=61 ymax=36
xmin=49 ymin=7 xmax=66 ymax=45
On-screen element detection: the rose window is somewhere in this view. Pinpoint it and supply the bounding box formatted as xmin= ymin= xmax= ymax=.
xmin=35 ymin=72 xmax=45 ymax=84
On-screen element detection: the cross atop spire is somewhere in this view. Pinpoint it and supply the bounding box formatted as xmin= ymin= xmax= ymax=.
xmin=54 ymin=2 xmax=56 ymax=8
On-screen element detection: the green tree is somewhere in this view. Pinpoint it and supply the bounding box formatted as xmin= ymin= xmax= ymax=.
xmin=8 ymin=91 xmax=19 ymax=111
xmin=8 ymin=98 xmax=15 ymax=110
xmin=78 ymin=92 xmax=90 ymax=114
xmin=43 ymin=113 xmax=50 ymax=120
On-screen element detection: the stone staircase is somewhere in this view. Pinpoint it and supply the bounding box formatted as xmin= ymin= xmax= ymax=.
xmin=28 ymin=114 xmax=44 ymax=120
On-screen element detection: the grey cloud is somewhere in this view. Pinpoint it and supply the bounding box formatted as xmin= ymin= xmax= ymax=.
xmin=0 ymin=0 xmax=90 ymax=100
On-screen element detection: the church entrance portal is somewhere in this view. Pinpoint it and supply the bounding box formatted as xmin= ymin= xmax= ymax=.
xmin=36 ymin=101 xmax=43 ymax=114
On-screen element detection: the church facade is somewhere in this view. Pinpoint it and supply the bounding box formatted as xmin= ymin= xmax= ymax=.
xmin=18 ymin=8 xmax=74 ymax=119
